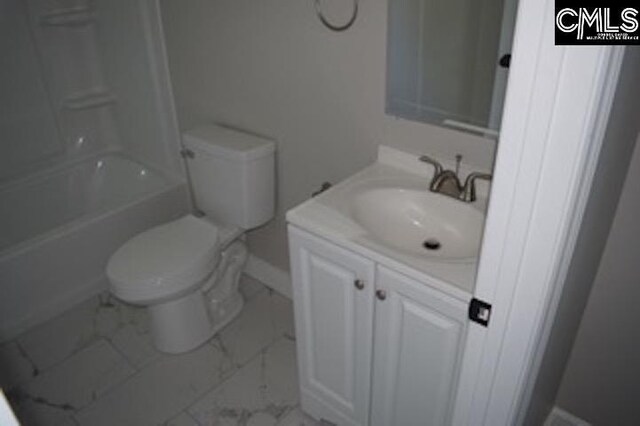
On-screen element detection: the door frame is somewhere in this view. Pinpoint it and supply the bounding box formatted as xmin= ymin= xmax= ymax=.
xmin=451 ymin=0 xmax=626 ymax=424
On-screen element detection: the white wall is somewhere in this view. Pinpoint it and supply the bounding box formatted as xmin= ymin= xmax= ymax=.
xmin=522 ymin=48 xmax=640 ymax=426
xmin=555 ymin=133 xmax=640 ymax=425
xmin=159 ymin=0 xmax=496 ymax=271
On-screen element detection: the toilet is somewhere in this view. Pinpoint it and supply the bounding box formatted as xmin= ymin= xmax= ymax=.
xmin=106 ymin=124 xmax=275 ymax=354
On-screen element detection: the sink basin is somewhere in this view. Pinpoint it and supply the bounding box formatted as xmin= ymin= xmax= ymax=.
xmin=351 ymin=187 xmax=484 ymax=261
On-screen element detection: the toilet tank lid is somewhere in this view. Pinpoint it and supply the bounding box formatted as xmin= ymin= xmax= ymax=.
xmin=183 ymin=124 xmax=275 ymax=161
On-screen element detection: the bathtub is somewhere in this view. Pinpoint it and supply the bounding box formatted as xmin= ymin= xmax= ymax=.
xmin=0 ymin=154 xmax=189 ymax=341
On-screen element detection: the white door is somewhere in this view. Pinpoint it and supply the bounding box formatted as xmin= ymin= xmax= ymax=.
xmin=289 ymin=226 xmax=375 ymax=426
xmin=371 ymin=266 xmax=467 ymax=426
xmin=449 ymin=0 xmax=625 ymax=422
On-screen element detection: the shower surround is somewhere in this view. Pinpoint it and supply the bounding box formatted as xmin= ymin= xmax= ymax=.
xmin=0 ymin=0 xmax=187 ymax=340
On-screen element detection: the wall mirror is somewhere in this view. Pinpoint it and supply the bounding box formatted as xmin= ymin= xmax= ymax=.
xmin=386 ymin=0 xmax=519 ymax=137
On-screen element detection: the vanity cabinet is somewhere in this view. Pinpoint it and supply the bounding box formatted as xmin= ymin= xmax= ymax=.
xmin=289 ymin=226 xmax=468 ymax=426
xmin=289 ymin=226 xmax=375 ymax=426
xmin=370 ymin=267 xmax=467 ymax=426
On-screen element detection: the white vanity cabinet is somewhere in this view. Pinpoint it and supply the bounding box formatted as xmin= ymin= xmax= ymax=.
xmin=289 ymin=226 xmax=468 ymax=426
xmin=289 ymin=226 xmax=376 ymax=426
xmin=370 ymin=266 xmax=467 ymax=426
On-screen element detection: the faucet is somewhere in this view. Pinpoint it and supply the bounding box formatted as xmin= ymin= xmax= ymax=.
xmin=461 ymin=172 xmax=492 ymax=202
xmin=419 ymin=154 xmax=491 ymax=202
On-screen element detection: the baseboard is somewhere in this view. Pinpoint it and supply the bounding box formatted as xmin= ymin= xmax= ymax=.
xmin=244 ymin=254 xmax=292 ymax=299
xmin=545 ymin=407 xmax=591 ymax=426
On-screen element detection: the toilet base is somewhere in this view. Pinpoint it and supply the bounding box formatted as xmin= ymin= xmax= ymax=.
xmin=148 ymin=290 xmax=244 ymax=354
xmin=147 ymin=240 xmax=249 ymax=354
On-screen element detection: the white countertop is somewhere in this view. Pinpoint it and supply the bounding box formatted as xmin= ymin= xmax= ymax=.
xmin=286 ymin=146 xmax=489 ymax=302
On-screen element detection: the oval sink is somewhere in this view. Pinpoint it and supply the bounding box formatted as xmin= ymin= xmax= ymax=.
xmin=351 ymin=187 xmax=484 ymax=261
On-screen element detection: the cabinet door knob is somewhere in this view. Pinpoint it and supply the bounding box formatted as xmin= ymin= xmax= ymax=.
xmin=376 ymin=289 xmax=387 ymax=301
xmin=354 ymin=279 xmax=365 ymax=290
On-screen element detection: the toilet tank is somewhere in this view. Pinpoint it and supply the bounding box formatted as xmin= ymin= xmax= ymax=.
xmin=182 ymin=125 xmax=276 ymax=229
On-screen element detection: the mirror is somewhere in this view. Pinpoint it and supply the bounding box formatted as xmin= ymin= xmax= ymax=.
xmin=386 ymin=0 xmax=518 ymax=137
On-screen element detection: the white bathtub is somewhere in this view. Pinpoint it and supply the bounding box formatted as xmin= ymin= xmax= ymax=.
xmin=0 ymin=154 xmax=189 ymax=341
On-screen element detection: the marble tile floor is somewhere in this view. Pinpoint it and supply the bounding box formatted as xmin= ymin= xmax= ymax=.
xmin=0 ymin=275 xmax=320 ymax=426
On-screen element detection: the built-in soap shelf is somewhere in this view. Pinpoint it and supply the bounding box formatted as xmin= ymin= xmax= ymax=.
xmin=63 ymin=89 xmax=115 ymax=110
xmin=40 ymin=6 xmax=94 ymax=27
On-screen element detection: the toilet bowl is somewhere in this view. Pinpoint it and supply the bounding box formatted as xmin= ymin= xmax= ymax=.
xmin=106 ymin=124 xmax=275 ymax=354
xmin=107 ymin=215 xmax=248 ymax=353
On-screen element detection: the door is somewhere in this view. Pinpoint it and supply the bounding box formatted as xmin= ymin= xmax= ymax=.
xmin=371 ymin=266 xmax=467 ymax=426
xmin=289 ymin=226 xmax=375 ymax=426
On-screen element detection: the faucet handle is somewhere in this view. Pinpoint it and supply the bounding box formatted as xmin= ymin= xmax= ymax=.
xmin=461 ymin=172 xmax=492 ymax=202
xmin=419 ymin=155 xmax=443 ymax=177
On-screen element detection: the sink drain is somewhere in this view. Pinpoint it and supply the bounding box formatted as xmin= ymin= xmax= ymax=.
xmin=423 ymin=238 xmax=441 ymax=251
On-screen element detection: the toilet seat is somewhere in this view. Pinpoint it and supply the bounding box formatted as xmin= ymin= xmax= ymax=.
xmin=107 ymin=215 xmax=220 ymax=304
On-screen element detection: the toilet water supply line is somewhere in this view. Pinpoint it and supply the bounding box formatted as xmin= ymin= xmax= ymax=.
xmin=314 ymin=0 xmax=359 ymax=31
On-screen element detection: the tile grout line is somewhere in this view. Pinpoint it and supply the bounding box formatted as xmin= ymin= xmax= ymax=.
xmin=57 ymin=338 xmax=139 ymax=417
xmin=15 ymin=336 xmax=97 ymax=382
xmin=101 ymin=336 xmax=140 ymax=375
xmin=70 ymin=343 xmax=148 ymax=418
xmin=103 ymin=336 xmax=142 ymax=373
xmin=8 ymin=335 xmax=126 ymax=408
xmin=13 ymin=341 xmax=41 ymax=385
xmin=13 ymin=293 xmax=118 ymax=380
xmin=13 ymin=280 xmax=288 ymax=425
xmin=74 ymin=332 xmax=269 ymax=423
xmin=77 ymin=301 xmax=274 ymax=421
xmin=184 ymin=332 xmax=294 ymax=420
xmin=183 ymin=409 xmax=203 ymax=426
xmin=10 ymin=280 xmax=265 ymax=378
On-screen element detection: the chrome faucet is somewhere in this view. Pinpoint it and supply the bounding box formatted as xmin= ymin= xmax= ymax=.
xmin=419 ymin=154 xmax=491 ymax=202
xmin=461 ymin=172 xmax=492 ymax=202
xmin=419 ymin=154 xmax=463 ymax=198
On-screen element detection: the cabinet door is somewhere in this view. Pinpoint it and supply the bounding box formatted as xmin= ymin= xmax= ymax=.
xmin=289 ymin=226 xmax=375 ymax=426
xmin=371 ymin=266 xmax=468 ymax=426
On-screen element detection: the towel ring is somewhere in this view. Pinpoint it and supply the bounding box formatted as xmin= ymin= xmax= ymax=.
xmin=314 ymin=0 xmax=359 ymax=32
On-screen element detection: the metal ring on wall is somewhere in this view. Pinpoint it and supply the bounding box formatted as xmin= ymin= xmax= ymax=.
xmin=314 ymin=0 xmax=359 ymax=32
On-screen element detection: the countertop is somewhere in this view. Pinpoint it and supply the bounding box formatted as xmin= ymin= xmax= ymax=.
xmin=286 ymin=146 xmax=489 ymax=302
